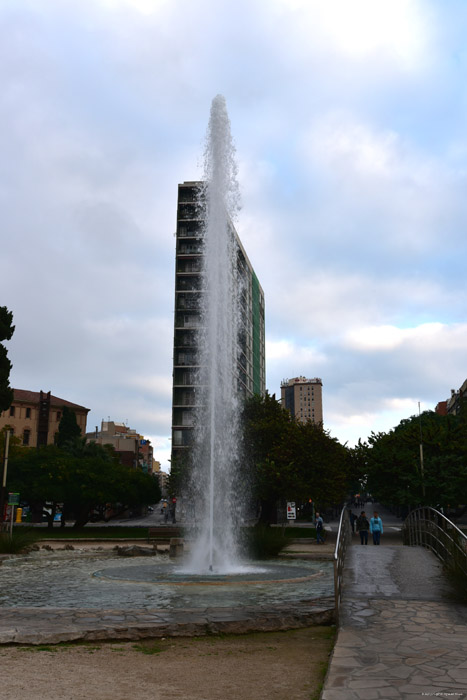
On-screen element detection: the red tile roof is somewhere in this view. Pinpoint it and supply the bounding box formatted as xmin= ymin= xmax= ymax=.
xmin=13 ymin=389 xmax=90 ymax=412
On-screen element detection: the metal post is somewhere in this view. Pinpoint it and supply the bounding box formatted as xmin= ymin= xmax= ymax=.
xmin=333 ymin=558 xmax=339 ymax=624
xmin=0 ymin=429 xmax=11 ymax=530
xmin=418 ymin=402 xmax=425 ymax=499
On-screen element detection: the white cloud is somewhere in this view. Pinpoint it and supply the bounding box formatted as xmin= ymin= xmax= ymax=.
xmin=325 ymin=402 xmax=418 ymax=447
xmin=344 ymin=322 xmax=445 ymax=351
xmin=343 ymin=322 xmax=467 ymax=357
xmin=273 ymin=0 xmax=429 ymax=67
xmin=99 ymin=0 xmax=168 ymax=14
xmin=300 ymin=113 xmax=467 ymax=259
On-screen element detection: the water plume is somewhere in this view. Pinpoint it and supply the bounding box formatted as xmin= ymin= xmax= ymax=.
xmin=185 ymin=95 xmax=245 ymax=573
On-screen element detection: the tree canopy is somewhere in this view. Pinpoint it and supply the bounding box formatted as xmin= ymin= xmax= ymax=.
xmin=363 ymin=410 xmax=467 ymax=509
xmin=0 ymin=306 xmax=14 ymax=412
xmin=243 ymin=392 xmax=350 ymax=522
xmin=7 ymin=441 xmax=161 ymax=528
xmin=55 ymin=406 xmax=82 ymax=449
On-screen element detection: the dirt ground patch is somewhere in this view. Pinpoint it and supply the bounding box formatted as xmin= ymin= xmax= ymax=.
xmin=0 ymin=626 xmax=335 ymax=700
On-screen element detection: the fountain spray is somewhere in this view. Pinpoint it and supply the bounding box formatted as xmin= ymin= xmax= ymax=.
xmin=186 ymin=95 xmax=243 ymax=574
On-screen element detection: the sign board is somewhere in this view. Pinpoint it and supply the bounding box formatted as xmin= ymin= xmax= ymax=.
xmin=8 ymin=493 xmax=20 ymax=506
xmin=286 ymin=501 xmax=296 ymax=520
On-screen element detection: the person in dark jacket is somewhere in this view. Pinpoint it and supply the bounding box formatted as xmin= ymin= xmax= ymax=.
xmin=356 ymin=511 xmax=370 ymax=545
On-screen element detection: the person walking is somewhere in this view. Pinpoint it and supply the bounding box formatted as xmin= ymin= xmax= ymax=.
xmin=370 ymin=511 xmax=383 ymax=544
xmin=162 ymin=501 xmax=169 ymax=523
xmin=315 ymin=512 xmax=325 ymax=544
xmin=356 ymin=511 xmax=369 ymax=545
xmin=349 ymin=511 xmax=357 ymax=533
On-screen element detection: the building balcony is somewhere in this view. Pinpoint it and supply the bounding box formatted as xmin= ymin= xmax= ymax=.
xmin=172 ymin=429 xmax=193 ymax=447
xmin=176 ymin=277 xmax=202 ymax=291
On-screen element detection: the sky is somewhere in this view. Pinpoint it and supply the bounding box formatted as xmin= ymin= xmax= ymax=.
xmin=2 ymin=0 xmax=467 ymax=471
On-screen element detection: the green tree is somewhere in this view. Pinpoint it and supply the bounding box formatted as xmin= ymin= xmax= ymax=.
xmin=0 ymin=306 xmax=14 ymax=412
xmin=243 ymin=392 xmax=296 ymax=522
xmin=243 ymin=392 xmax=351 ymax=523
xmin=364 ymin=411 xmax=467 ymax=510
xmin=7 ymin=443 xmax=161 ymax=528
xmin=6 ymin=445 xmax=73 ymax=527
xmin=55 ymin=406 xmax=82 ymax=450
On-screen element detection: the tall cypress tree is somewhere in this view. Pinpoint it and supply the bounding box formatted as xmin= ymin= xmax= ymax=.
xmin=0 ymin=306 xmax=14 ymax=412
xmin=55 ymin=406 xmax=82 ymax=450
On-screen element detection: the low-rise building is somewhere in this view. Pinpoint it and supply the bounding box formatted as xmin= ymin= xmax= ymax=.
xmin=0 ymin=389 xmax=89 ymax=447
xmin=434 ymin=401 xmax=448 ymax=416
xmin=435 ymin=379 xmax=467 ymax=417
xmin=86 ymin=420 xmax=154 ymax=472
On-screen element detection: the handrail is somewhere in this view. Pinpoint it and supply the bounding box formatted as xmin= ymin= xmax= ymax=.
xmin=402 ymin=507 xmax=467 ymax=581
xmin=333 ymin=506 xmax=351 ymax=624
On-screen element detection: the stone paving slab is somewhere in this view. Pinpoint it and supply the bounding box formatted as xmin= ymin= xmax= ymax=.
xmin=323 ymin=598 xmax=467 ymax=699
xmin=0 ymin=598 xmax=335 ymax=645
xmin=322 ymin=539 xmax=467 ymax=700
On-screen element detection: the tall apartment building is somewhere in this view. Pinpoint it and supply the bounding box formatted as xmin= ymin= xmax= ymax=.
xmin=171 ymin=181 xmax=265 ymax=465
xmin=280 ymin=376 xmax=323 ymax=425
xmin=0 ymin=389 xmax=89 ymax=447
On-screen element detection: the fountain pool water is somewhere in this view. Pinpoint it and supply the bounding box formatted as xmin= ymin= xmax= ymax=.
xmin=0 ymin=551 xmax=334 ymax=611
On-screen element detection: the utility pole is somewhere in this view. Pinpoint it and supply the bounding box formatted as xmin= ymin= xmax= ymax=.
xmin=0 ymin=429 xmax=11 ymax=531
xmin=418 ymin=402 xmax=426 ymax=500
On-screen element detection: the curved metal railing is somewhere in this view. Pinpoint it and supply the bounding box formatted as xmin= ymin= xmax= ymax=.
xmin=333 ymin=506 xmax=352 ymax=623
xmin=402 ymin=507 xmax=467 ymax=581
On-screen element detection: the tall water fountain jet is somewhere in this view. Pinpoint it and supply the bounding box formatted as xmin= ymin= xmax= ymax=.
xmin=186 ymin=95 xmax=245 ymax=574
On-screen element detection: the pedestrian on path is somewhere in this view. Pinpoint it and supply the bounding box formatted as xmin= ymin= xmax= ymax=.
xmin=370 ymin=511 xmax=383 ymax=545
xmin=349 ymin=511 xmax=357 ymax=533
xmin=356 ymin=511 xmax=369 ymax=545
xmin=315 ymin=512 xmax=325 ymax=544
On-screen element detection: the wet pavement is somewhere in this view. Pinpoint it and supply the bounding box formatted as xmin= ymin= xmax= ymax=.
xmin=322 ymin=503 xmax=467 ymax=699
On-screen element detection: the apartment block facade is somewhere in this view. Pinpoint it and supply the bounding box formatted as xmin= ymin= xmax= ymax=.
xmin=280 ymin=376 xmax=323 ymax=425
xmin=171 ymin=181 xmax=266 ymax=465
xmin=86 ymin=420 xmax=155 ymax=473
xmin=0 ymin=389 xmax=89 ymax=447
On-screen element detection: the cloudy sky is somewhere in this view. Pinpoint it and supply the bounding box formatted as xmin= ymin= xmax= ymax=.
xmin=2 ymin=0 xmax=467 ymax=470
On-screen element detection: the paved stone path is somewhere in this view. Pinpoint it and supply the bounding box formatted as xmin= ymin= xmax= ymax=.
xmin=322 ymin=504 xmax=467 ymax=699
xmin=0 ymin=599 xmax=334 ymax=645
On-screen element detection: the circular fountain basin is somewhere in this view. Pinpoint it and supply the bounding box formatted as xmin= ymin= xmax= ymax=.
xmin=0 ymin=552 xmax=333 ymax=610
xmin=0 ymin=552 xmax=335 ymax=643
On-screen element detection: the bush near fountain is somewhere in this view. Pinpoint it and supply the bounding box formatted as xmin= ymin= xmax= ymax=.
xmin=242 ymin=524 xmax=288 ymax=559
xmin=0 ymin=528 xmax=38 ymax=554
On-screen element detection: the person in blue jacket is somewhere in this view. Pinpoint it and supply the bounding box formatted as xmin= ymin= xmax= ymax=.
xmin=369 ymin=511 xmax=383 ymax=545
xmin=315 ymin=512 xmax=325 ymax=544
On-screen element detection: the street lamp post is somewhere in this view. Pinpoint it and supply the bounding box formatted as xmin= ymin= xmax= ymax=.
xmin=0 ymin=429 xmax=11 ymax=530
xmin=418 ymin=402 xmax=426 ymax=500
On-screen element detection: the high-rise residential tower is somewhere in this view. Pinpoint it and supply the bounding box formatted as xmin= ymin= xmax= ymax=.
xmin=280 ymin=376 xmax=323 ymax=425
xmin=171 ymin=181 xmax=265 ymax=466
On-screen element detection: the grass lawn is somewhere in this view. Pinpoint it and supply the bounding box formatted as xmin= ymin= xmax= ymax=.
xmin=14 ymin=525 xmax=323 ymax=541
xmin=283 ymin=527 xmax=319 ymax=538
xmin=15 ymin=526 xmax=153 ymax=539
